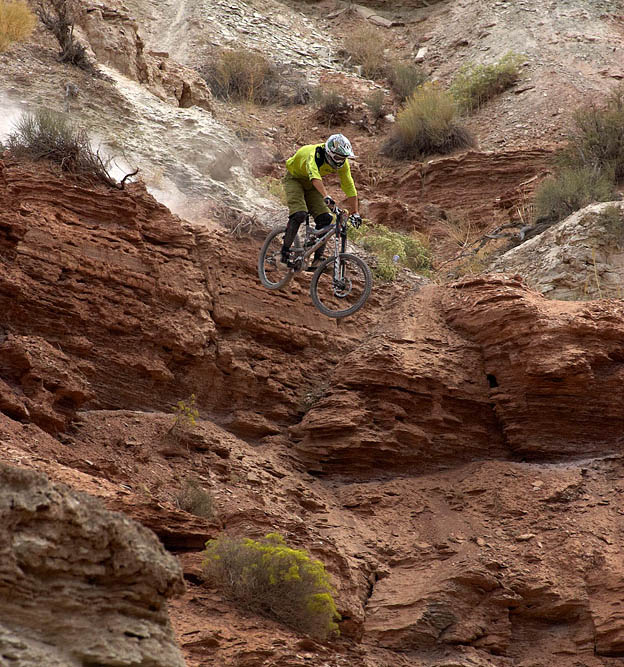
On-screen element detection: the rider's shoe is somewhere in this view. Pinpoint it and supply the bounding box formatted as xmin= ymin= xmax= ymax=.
xmin=279 ymin=252 xmax=293 ymax=270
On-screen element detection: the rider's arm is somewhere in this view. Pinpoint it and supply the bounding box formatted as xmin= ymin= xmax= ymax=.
xmin=345 ymin=195 xmax=359 ymax=215
xmin=311 ymin=178 xmax=329 ymax=200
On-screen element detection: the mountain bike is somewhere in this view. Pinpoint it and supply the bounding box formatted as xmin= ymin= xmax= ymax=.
xmin=258 ymin=206 xmax=373 ymax=318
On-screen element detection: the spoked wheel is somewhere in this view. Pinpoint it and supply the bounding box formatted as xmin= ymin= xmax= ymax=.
xmin=310 ymin=253 xmax=372 ymax=318
xmin=258 ymin=226 xmax=300 ymax=290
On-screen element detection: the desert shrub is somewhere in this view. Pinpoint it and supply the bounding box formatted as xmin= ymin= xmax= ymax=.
xmin=36 ymin=0 xmax=95 ymax=72
xmin=534 ymin=166 xmax=615 ymax=223
xmin=365 ymin=89 xmax=385 ymax=119
xmin=176 ymin=478 xmax=215 ymax=518
xmin=6 ymin=109 xmax=118 ymax=185
xmin=450 ymin=51 xmax=525 ymax=112
xmin=562 ymin=85 xmax=624 ymax=179
xmin=349 ymin=221 xmax=431 ymax=280
xmin=343 ymin=24 xmax=387 ymax=79
xmin=596 ymin=204 xmax=624 ymax=245
xmin=172 ymin=394 xmax=199 ymax=430
xmin=385 ymin=61 xmax=427 ymax=102
xmin=312 ymin=87 xmax=351 ymax=125
xmin=203 ymin=532 xmax=340 ymax=640
xmin=203 ymin=48 xmax=278 ymax=104
xmin=382 ymin=83 xmax=475 ymax=160
xmin=0 ymin=0 xmax=35 ymax=52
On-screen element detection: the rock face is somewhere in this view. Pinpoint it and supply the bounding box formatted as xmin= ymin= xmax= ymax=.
xmin=80 ymin=2 xmax=214 ymax=111
xmin=0 ymin=462 xmax=185 ymax=666
xmin=291 ymin=283 xmax=508 ymax=474
xmin=367 ymin=148 xmax=553 ymax=233
xmin=4 ymin=164 xmax=624 ymax=665
xmin=0 ymin=160 xmax=397 ymax=438
xmin=491 ymin=201 xmax=624 ymax=300
xmin=294 ymin=275 xmax=624 ymax=472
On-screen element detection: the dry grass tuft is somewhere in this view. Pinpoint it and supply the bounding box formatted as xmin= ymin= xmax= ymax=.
xmin=0 ymin=0 xmax=35 ymax=52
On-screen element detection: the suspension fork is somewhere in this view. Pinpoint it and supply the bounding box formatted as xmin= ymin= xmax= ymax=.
xmin=333 ymin=224 xmax=347 ymax=282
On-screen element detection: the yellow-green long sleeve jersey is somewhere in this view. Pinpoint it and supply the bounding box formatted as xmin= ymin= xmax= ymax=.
xmin=285 ymin=144 xmax=357 ymax=198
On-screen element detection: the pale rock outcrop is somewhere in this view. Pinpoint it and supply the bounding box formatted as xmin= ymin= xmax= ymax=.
xmin=81 ymin=2 xmax=213 ymax=110
xmin=491 ymin=201 xmax=624 ymax=300
xmin=0 ymin=463 xmax=185 ymax=666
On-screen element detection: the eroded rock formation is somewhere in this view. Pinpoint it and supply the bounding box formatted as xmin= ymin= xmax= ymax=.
xmin=0 ymin=462 xmax=185 ymax=666
xmin=4 ymin=163 xmax=624 ymax=666
xmin=492 ymin=201 xmax=624 ymax=300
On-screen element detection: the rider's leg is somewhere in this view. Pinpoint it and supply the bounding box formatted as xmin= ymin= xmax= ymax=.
xmin=282 ymin=174 xmax=308 ymax=263
xmin=310 ymin=212 xmax=333 ymax=265
xmin=281 ymin=211 xmax=307 ymax=261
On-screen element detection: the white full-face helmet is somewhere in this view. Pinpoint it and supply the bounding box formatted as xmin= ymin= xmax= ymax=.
xmin=325 ymin=133 xmax=355 ymax=169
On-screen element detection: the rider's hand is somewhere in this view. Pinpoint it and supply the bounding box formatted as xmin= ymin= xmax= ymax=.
xmin=324 ymin=196 xmax=335 ymax=209
xmin=349 ymin=213 xmax=362 ymax=229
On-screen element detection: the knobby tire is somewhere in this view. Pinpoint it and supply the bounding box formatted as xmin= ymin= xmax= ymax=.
xmin=258 ymin=226 xmax=298 ymax=290
xmin=310 ymin=253 xmax=372 ymax=318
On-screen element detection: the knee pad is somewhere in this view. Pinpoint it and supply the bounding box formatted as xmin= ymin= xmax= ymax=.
xmin=315 ymin=212 xmax=333 ymax=228
xmin=289 ymin=211 xmax=307 ymax=225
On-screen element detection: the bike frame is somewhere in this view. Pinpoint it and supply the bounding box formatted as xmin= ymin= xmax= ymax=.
xmin=294 ymin=208 xmax=348 ymax=276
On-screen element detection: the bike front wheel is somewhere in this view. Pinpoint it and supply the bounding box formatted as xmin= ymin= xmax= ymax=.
xmin=310 ymin=253 xmax=372 ymax=318
xmin=258 ymin=226 xmax=298 ymax=290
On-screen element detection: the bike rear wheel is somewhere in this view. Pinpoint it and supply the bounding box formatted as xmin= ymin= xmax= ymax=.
xmin=258 ymin=226 xmax=300 ymax=290
xmin=310 ymin=253 xmax=372 ymax=318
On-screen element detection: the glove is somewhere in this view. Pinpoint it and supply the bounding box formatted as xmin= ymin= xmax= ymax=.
xmin=323 ymin=196 xmax=335 ymax=209
xmin=349 ymin=213 xmax=362 ymax=229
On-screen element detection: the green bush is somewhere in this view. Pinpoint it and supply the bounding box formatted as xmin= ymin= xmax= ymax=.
xmin=382 ymin=83 xmax=475 ymax=160
xmin=6 ymin=109 xmax=116 ymax=185
xmin=386 ymin=61 xmax=427 ymax=102
xmin=534 ymin=166 xmax=615 ymax=222
xmin=203 ymin=532 xmax=340 ymax=640
xmin=450 ymin=51 xmax=525 ymax=113
xmin=176 ymin=478 xmax=215 ymax=518
xmin=349 ymin=221 xmax=432 ymax=280
xmin=0 ymin=0 xmax=35 ymax=51
xmin=562 ymin=85 xmax=624 ymax=179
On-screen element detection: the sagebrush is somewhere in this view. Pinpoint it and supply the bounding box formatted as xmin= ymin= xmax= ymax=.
xmin=312 ymin=87 xmax=351 ymax=125
xmin=382 ymin=83 xmax=475 ymax=160
xmin=451 ymin=51 xmax=525 ymax=112
xmin=0 ymin=0 xmax=35 ymax=52
xmin=203 ymin=48 xmax=283 ymax=105
xmin=203 ymin=532 xmax=340 ymax=640
xmin=349 ymin=221 xmax=432 ymax=280
xmin=596 ymin=204 xmax=624 ymax=245
xmin=386 ymin=61 xmax=427 ymax=102
xmin=6 ymin=109 xmax=118 ymax=185
xmin=561 ymin=85 xmax=624 ymax=179
xmin=176 ymin=478 xmax=215 ymax=518
xmin=343 ymin=24 xmax=386 ymax=79
xmin=534 ymin=166 xmax=615 ymax=223
xmin=37 ymin=0 xmax=95 ymax=72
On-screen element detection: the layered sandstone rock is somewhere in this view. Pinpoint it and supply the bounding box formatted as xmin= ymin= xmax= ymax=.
xmin=294 ymin=275 xmax=624 ymax=473
xmin=0 ymin=160 xmax=400 ymax=439
xmin=0 ymin=462 xmax=185 ymax=666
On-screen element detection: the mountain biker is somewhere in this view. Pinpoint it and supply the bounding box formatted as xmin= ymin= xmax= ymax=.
xmin=280 ymin=133 xmax=362 ymax=271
